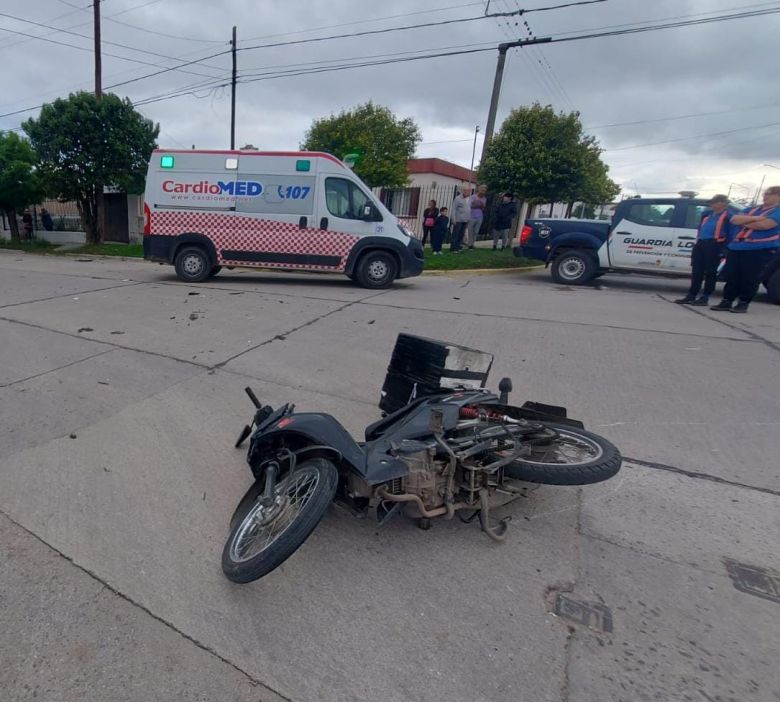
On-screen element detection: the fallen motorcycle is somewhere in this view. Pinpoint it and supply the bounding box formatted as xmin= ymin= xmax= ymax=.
xmin=222 ymin=335 xmax=621 ymax=583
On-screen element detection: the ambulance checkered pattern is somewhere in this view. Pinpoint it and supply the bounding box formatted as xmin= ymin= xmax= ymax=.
xmin=151 ymin=210 xmax=359 ymax=271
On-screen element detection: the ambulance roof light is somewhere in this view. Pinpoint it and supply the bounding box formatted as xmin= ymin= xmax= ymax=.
xmin=296 ymin=159 xmax=311 ymax=172
xmin=160 ymin=155 xmax=175 ymax=169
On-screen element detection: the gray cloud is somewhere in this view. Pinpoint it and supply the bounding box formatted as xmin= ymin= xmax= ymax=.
xmin=2 ymin=0 xmax=779 ymax=199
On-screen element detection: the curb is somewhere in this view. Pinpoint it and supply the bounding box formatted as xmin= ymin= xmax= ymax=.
xmin=422 ymin=265 xmax=544 ymax=277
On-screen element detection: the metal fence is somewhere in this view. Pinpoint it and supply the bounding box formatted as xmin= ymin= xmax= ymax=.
xmin=0 ymin=200 xmax=83 ymax=235
xmin=375 ymin=184 xmax=524 ymax=243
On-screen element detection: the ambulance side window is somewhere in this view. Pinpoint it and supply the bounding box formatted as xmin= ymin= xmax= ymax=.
xmin=325 ymin=177 xmax=372 ymax=220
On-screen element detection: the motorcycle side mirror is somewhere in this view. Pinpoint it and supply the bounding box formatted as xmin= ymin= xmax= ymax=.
xmin=498 ymin=377 xmax=513 ymax=405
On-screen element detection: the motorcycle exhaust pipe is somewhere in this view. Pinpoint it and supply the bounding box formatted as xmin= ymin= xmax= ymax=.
xmin=376 ymin=488 xmax=468 ymax=520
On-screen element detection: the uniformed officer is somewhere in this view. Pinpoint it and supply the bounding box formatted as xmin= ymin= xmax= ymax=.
xmin=675 ymin=194 xmax=731 ymax=306
xmin=711 ymin=185 xmax=780 ymax=313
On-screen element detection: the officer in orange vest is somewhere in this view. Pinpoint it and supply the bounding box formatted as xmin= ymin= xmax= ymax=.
xmin=711 ymin=185 xmax=780 ymax=313
xmin=675 ymin=194 xmax=731 ymax=305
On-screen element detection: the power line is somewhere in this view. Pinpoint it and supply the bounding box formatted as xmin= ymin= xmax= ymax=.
xmin=586 ymin=101 xmax=780 ymax=129
xmin=0 ymin=10 xmax=222 ymax=78
xmin=0 ymin=0 xmax=166 ymax=52
xmin=55 ymin=0 xmax=223 ymax=43
xmin=239 ymin=2 xmax=607 ymax=54
xmin=605 ymin=120 xmax=780 ymax=152
xmin=548 ymin=6 xmax=780 ymax=42
xmin=0 ymin=46 xmax=230 ymax=119
xmin=243 ymin=2 xmax=484 ymax=42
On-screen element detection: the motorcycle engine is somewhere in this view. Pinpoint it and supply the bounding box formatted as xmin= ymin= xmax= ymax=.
xmin=392 ymin=439 xmax=449 ymax=509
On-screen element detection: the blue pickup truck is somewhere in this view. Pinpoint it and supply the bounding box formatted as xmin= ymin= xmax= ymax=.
xmin=514 ymin=196 xmax=780 ymax=302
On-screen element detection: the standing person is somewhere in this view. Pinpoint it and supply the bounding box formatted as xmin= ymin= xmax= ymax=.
xmin=466 ymin=184 xmax=487 ymax=248
xmin=21 ymin=208 xmax=33 ymax=240
xmin=421 ymin=200 xmax=438 ymax=247
xmin=492 ymin=192 xmax=518 ymax=250
xmin=431 ymin=206 xmax=449 ymax=255
xmin=40 ymin=207 xmax=54 ymax=232
xmin=675 ymin=194 xmax=731 ymax=306
xmin=711 ymin=185 xmax=780 ymax=313
xmin=450 ymin=185 xmax=471 ymax=253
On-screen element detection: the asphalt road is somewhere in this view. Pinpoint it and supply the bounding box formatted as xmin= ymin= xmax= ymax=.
xmin=1 ymin=251 xmax=778 ymax=702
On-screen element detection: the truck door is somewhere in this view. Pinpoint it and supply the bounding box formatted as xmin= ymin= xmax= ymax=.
xmin=608 ymin=201 xmax=678 ymax=271
xmin=669 ymin=200 xmax=708 ymax=270
xmin=316 ymin=175 xmax=385 ymax=239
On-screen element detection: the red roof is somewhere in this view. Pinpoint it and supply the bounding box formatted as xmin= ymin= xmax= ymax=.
xmin=407 ymin=158 xmax=474 ymax=182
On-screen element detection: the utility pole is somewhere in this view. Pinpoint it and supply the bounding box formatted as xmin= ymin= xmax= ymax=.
xmin=94 ymin=0 xmax=102 ymax=98
xmin=94 ymin=0 xmax=103 ymax=244
xmin=481 ymin=37 xmax=551 ymax=162
xmin=230 ymin=25 xmax=237 ymax=149
xmin=469 ymin=126 xmax=480 ymax=183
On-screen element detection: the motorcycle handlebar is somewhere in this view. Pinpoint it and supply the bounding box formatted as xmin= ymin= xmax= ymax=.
xmin=245 ymin=387 xmax=261 ymax=409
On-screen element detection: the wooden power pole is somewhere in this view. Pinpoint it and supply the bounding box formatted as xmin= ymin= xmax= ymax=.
xmin=94 ymin=0 xmax=104 ymax=243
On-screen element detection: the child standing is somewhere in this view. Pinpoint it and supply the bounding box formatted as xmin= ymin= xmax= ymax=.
xmin=431 ymin=207 xmax=449 ymax=255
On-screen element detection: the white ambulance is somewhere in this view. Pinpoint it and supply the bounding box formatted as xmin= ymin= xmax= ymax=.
xmin=142 ymin=149 xmax=424 ymax=288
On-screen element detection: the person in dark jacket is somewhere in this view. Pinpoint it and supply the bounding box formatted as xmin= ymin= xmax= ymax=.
xmin=492 ymin=193 xmax=518 ymax=250
xmin=40 ymin=207 xmax=54 ymax=232
xmin=421 ymin=200 xmax=438 ymax=247
xmin=675 ymin=194 xmax=731 ymax=306
xmin=431 ymin=207 xmax=449 ymax=255
xmin=21 ymin=208 xmax=33 ymax=240
xmin=710 ymin=185 xmax=780 ymax=313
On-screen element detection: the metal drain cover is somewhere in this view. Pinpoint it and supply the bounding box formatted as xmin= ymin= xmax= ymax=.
xmin=553 ymin=594 xmax=613 ymax=633
xmin=724 ymin=559 xmax=780 ymax=604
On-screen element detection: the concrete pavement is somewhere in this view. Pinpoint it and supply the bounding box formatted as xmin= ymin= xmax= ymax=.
xmin=0 ymin=250 xmax=778 ymax=702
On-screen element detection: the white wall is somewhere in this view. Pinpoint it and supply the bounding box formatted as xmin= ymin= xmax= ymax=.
xmin=408 ymin=173 xmax=471 ymax=189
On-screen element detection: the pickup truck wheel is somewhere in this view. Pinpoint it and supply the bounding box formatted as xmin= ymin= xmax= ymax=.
xmin=551 ymin=250 xmax=597 ymax=285
xmin=766 ymin=270 xmax=780 ymax=304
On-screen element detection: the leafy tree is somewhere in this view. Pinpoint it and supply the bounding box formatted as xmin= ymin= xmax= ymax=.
xmin=573 ymin=139 xmax=620 ymax=206
xmin=301 ymin=101 xmax=421 ymax=188
xmin=23 ymin=91 xmax=158 ymax=243
xmin=0 ymin=132 xmax=44 ymax=241
xmin=478 ymin=103 xmax=617 ymax=209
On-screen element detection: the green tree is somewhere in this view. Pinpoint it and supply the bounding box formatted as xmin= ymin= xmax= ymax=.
xmin=23 ymin=91 xmax=158 ymax=243
xmin=478 ymin=103 xmax=617 ymax=209
xmin=572 ymin=139 xmax=620 ymax=207
xmin=0 ymin=132 xmax=44 ymax=241
xmin=301 ymin=102 xmax=421 ymax=188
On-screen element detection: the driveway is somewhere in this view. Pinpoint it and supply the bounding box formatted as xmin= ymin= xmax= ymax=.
xmin=1 ymin=251 xmax=778 ymax=702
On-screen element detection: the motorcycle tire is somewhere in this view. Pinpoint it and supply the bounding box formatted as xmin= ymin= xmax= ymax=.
xmin=503 ymin=423 xmax=621 ymax=486
xmin=221 ymin=458 xmax=338 ymax=584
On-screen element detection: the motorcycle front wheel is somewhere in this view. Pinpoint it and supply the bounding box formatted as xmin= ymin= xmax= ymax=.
xmin=221 ymin=458 xmax=338 ymax=583
xmin=503 ymin=423 xmax=621 ymax=486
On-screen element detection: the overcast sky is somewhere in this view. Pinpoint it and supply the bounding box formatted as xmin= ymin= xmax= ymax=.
xmin=2 ymin=0 xmax=779 ymax=201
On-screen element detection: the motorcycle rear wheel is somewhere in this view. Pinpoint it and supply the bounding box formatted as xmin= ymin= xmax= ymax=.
xmin=503 ymin=423 xmax=621 ymax=485
xmin=222 ymin=458 xmax=338 ymax=583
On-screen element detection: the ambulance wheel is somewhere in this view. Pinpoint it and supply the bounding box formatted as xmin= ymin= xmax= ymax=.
xmin=551 ymin=250 xmax=597 ymax=285
xmin=174 ymin=246 xmax=211 ymax=283
xmin=354 ymin=251 xmax=398 ymax=289
xmin=209 ymin=266 xmax=222 ymax=278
